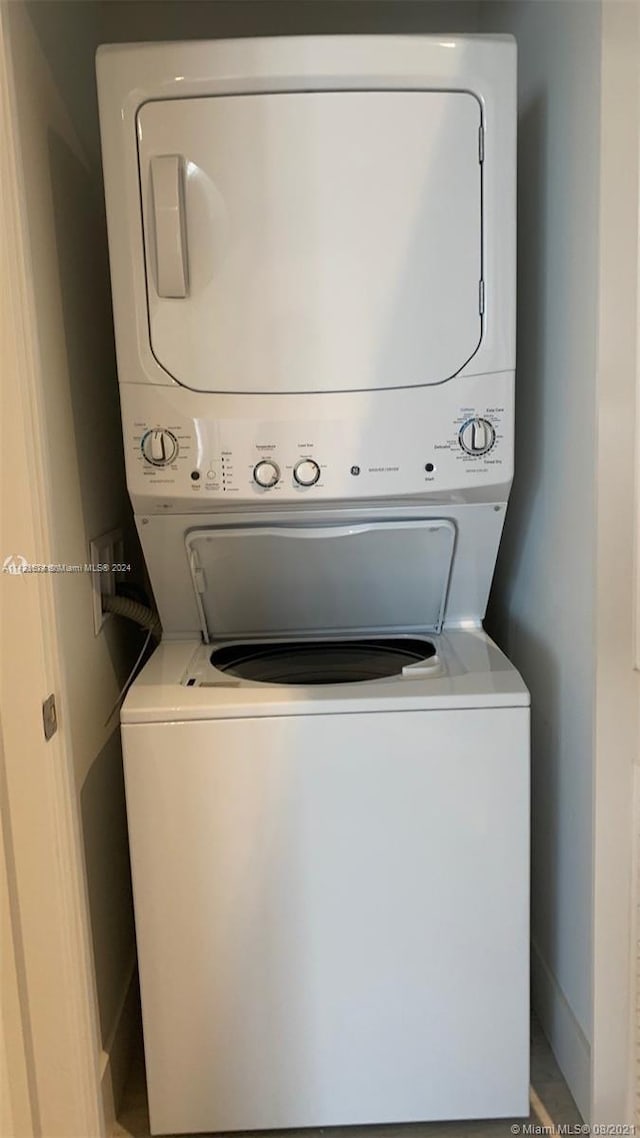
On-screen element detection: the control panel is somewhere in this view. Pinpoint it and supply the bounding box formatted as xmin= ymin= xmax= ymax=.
xmin=123 ymin=375 xmax=514 ymax=512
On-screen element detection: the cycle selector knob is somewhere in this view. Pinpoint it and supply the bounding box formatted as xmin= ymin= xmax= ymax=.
xmin=141 ymin=429 xmax=178 ymax=466
xmin=458 ymin=417 xmax=496 ymax=456
xmin=253 ymin=460 xmax=280 ymax=489
xmin=294 ymin=459 xmax=321 ymax=487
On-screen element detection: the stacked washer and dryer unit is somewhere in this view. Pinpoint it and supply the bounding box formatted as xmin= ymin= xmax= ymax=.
xmin=97 ymin=36 xmax=529 ymax=1137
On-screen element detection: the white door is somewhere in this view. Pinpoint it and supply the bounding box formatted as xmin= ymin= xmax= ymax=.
xmin=0 ymin=4 xmax=106 ymax=1134
xmin=137 ymin=91 xmax=483 ymax=394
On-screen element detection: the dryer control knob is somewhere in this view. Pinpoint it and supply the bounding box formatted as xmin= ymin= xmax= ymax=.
xmin=458 ymin=417 xmax=496 ymax=456
xmin=294 ymin=459 xmax=321 ymax=487
xmin=253 ymin=460 xmax=280 ymax=489
xmin=141 ymin=429 xmax=179 ymax=466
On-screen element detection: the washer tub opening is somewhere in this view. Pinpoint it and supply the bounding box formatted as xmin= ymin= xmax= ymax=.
xmin=210 ymin=637 xmax=436 ymax=685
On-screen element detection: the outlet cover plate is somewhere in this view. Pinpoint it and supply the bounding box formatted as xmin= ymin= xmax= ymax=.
xmin=89 ymin=527 xmax=123 ymax=635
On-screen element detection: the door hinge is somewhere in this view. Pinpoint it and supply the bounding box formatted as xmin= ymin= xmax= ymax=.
xmin=42 ymin=694 xmax=57 ymax=741
xmin=479 ymin=124 xmax=485 ymax=163
xmin=479 ymin=279 xmax=485 ymax=315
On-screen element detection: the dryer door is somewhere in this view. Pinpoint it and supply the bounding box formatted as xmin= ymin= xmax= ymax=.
xmin=185 ymin=518 xmax=455 ymax=642
xmin=137 ymin=91 xmax=482 ymax=394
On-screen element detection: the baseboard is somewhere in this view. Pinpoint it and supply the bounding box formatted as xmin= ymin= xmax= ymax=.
xmin=99 ymin=955 xmax=138 ymax=1133
xmin=531 ymin=939 xmax=591 ymax=1121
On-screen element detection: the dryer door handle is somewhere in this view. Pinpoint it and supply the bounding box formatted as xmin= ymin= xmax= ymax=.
xmin=253 ymin=525 xmax=379 ymax=540
xmin=150 ymin=155 xmax=189 ymax=298
xmin=249 ymin=522 xmax=446 ymax=540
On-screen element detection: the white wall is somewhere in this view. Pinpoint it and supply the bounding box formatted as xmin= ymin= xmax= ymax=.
xmin=591 ymin=0 xmax=638 ymax=1121
xmin=483 ymin=0 xmax=601 ymax=1062
xmin=635 ymin=24 xmax=640 ymax=1119
xmin=628 ymin=769 xmax=633 ymax=1124
xmin=482 ymin=0 xmax=638 ymax=1122
xmin=635 ymin=114 xmax=640 ymax=1109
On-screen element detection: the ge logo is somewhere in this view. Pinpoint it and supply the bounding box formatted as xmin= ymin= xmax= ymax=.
xmin=350 ymin=466 xmax=361 ymax=476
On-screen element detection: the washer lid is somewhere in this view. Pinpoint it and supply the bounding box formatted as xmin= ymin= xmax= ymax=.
xmin=137 ymin=90 xmax=482 ymax=394
xmin=186 ymin=518 xmax=455 ymax=643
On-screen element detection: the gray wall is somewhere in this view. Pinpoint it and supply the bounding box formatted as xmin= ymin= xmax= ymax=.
xmin=98 ymin=0 xmax=481 ymax=43
xmin=481 ymin=0 xmax=602 ymax=1114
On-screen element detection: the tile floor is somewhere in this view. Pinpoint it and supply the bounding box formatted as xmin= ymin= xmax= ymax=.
xmin=113 ymin=1015 xmax=582 ymax=1138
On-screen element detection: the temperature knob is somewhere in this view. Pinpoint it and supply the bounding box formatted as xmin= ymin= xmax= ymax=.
xmin=253 ymin=460 xmax=280 ymax=489
xmin=294 ymin=459 xmax=321 ymax=487
xmin=141 ymin=429 xmax=178 ymax=466
xmin=458 ymin=418 xmax=496 ymax=456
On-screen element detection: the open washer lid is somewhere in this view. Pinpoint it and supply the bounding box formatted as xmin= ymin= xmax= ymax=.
xmin=185 ymin=518 xmax=455 ymax=643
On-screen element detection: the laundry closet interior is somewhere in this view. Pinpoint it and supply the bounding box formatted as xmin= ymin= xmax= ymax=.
xmin=4 ymin=1 xmax=637 ymax=1135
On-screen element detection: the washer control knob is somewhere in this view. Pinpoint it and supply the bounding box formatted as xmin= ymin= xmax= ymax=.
xmin=253 ymin=460 xmax=280 ymax=489
xmin=458 ymin=417 xmax=496 ymax=456
xmin=141 ymin=429 xmax=179 ymax=466
xmin=294 ymin=459 xmax=321 ymax=487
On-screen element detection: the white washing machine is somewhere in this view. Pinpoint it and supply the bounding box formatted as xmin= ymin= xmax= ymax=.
xmin=123 ymin=629 xmax=529 ymax=1135
xmin=96 ymin=34 xmax=529 ymax=1135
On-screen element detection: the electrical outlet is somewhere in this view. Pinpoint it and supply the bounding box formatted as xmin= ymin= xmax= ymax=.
xmin=90 ymin=527 xmax=124 ymax=635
